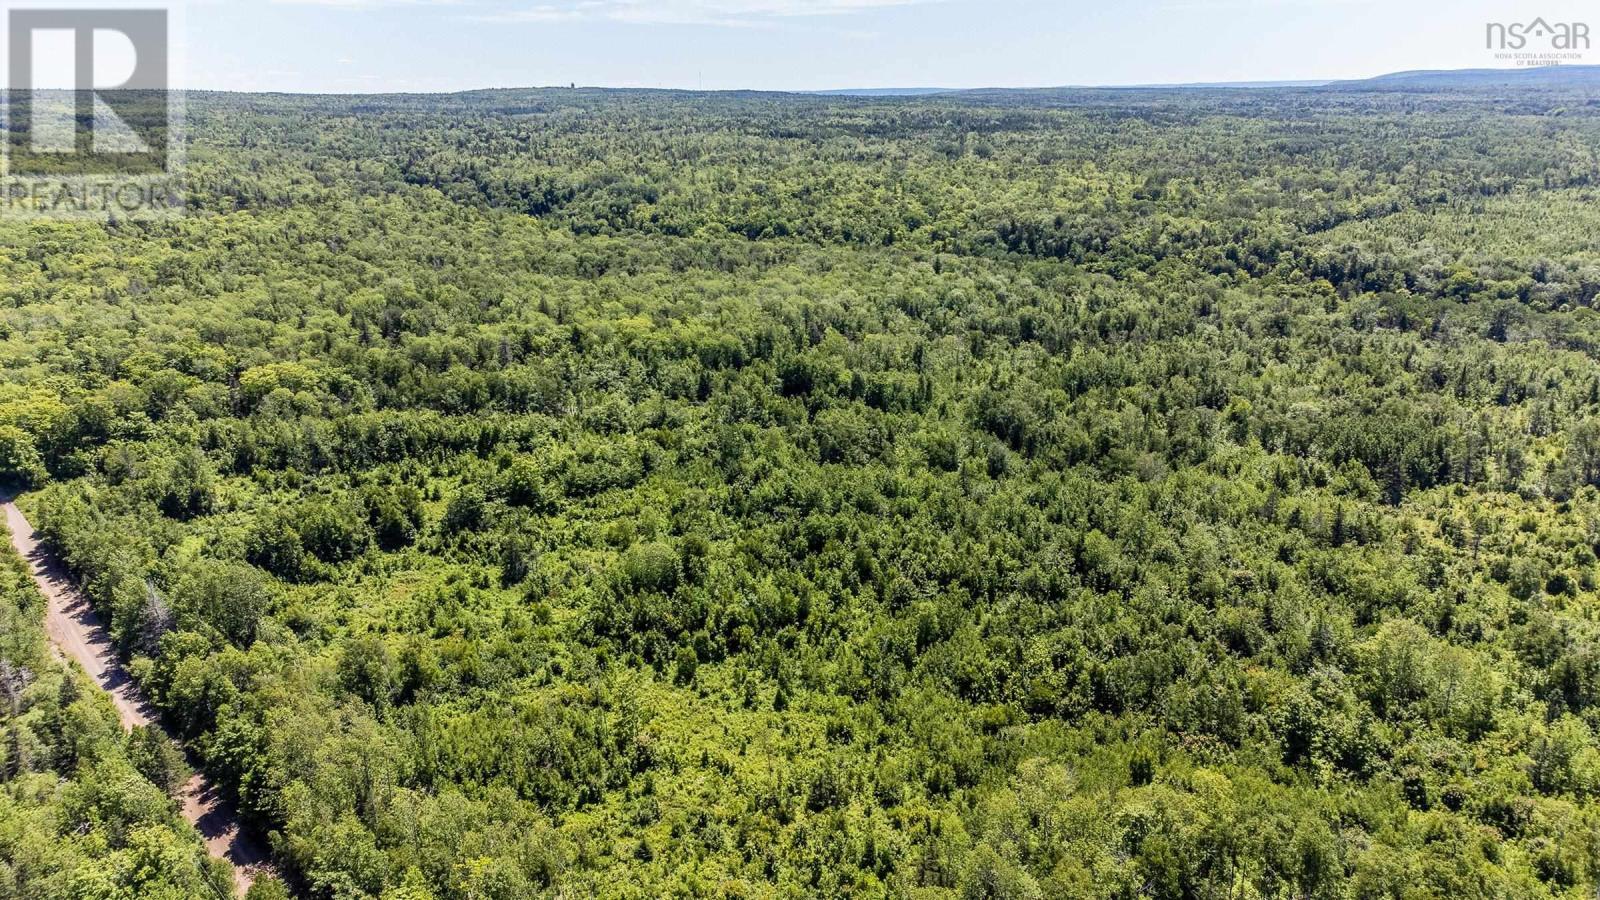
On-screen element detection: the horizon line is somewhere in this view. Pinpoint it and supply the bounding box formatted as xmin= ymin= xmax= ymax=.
xmin=155 ymin=64 xmax=1593 ymax=97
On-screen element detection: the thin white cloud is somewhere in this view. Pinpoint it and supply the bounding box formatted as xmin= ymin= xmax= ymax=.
xmin=271 ymin=0 xmax=939 ymax=26
xmin=1158 ymin=0 xmax=1376 ymax=9
xmin=484 ymin=4 xmax=589 ymax=22
xmin=274 ymin=0 xmax=468 ymax=8
xmin=480 ymin=0 xmax=940 ymax=27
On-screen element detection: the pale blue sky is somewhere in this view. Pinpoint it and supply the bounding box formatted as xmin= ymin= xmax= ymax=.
xmin=179 ymin=0 xmax=1597 ymax=93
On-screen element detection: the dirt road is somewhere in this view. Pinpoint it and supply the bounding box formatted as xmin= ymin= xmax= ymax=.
xmin=3 ymin=499 xmax=274 ymax=897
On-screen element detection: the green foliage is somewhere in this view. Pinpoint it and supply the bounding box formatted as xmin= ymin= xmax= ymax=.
xmin=125 ymin=725 xmax=190 ymax=798
xmin=0 ymin=426 xmax=45 ymax=488
xmin=5 ymin=83 xmax=1600 ymax=898
xmin=244 ymin=875 xmax=291 ymax=900
xmin=0 ymin=540 xmax=225 ymax=897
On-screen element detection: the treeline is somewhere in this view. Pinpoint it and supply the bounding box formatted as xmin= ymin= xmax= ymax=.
xmin=0 ymin=529 xmax=237 ymax=898
xmin=0 ymin=85 xmax=1599 ymax=898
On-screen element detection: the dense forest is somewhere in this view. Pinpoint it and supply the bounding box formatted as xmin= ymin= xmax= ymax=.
xmin=0 ymin=527 xmax=235 ymax=897
xmin=2 ymin=82 xmax=1600 ymax=898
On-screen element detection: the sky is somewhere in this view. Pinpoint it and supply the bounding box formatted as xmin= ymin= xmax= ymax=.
xmin=110 ymin=0 xmax=1600 ymax=92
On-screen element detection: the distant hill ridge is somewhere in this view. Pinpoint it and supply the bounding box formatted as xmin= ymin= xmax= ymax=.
xmin=1328 ymin=65 xmax=1600 ymax=89
xmin=811 ymin=66 xmax=1600 ymax=97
